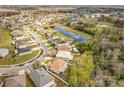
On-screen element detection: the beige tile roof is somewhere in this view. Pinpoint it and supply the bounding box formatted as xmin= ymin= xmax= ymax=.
xmin=50 ymin=59 xmax=67 ymax=70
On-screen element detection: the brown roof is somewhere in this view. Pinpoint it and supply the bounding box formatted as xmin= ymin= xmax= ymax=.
xmin=49 ymin=59 xmax=67 ymax=70
xmin=0 ymin=8 xmax=17 ymax=13
xmin=4 ymin=75 xmax=26 ymax=87
xmin=58 ymin=45 xmax=71 ymax=52
xmin=13 ymin=30 xmax=24 ymax=35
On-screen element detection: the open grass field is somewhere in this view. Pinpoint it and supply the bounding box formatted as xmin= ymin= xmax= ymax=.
xmin=0 ymin=27 xmax=14 ymax=50
xmin=54 ymin=23 xmax=93 ymax=39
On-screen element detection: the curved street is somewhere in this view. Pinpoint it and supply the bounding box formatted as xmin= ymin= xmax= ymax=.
xmin=0 ymin=32 xmax=48 ymax=75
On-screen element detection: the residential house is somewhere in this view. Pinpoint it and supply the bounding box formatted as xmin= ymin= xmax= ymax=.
xmin=14 ymin=35 xmax=30 ymax=41
xmin=17 ymin=47 xmax=32 ymax=56
xmin=0 ymin=48 xmax=9 ymax=58
xmin=51 ymin=36 xmax=64 ymax=45
xmin=56 ymin=51 xmax=73 ymax=61
xmin=57 ymin=43 xmax=72 ymax=52
xmin=47 ymin=59 xmax=68 ymax=74
xmin=29 ymin=68 xmax=55 ymax=87
xmin=4 ymin=75 xmax=26 ymax=87
xmin=56 ymin=43 xmax=73 ymax=61
xmin=12 ymin=30 xmax=24 ymax=37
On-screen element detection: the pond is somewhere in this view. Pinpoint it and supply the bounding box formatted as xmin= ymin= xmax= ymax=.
xmin=53 ymin=26 xmax=86 ymax=42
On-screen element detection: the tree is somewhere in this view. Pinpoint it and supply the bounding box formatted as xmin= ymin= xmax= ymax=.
xmin=33 ymin=61 xmax=41 ymax=69
xmin=114 ymin=19 xmax=124 ymax=28
xmin=68 ymin=64 xmax=78 ymax=87
xmin=76 ymin=42 xmax=90 ymax=53
xmin=68 ymin=51 xmax=94 ymax=87
xmin=119 ymin=50 xmax=124 ymax=62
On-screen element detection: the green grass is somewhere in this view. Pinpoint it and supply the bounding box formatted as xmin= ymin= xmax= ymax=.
xmin=78 ymin=17 xmax=98 ymax=21
xmin=0 ymin=50 xmax=40 ymax=65
xmin=25 ymin=72 xmax=36 ymax=87
xmin=0 ymin=76 xmax=9 ymax=80
xmin=68 ymin=51 xmax=94 ymax=87
xmin=0 ymin=28 xmax=14 ymax=50
xmin=63 ymin=19 xmax=75 ymax=23
xmin=14 ymin=50 xmax=40 ymax=64
xmin=54 ymin=23 xmax=93 ymax=39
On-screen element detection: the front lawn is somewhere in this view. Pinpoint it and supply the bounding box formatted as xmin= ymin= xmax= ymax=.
xmin=0 ymin=50 xmax=40 ymax=65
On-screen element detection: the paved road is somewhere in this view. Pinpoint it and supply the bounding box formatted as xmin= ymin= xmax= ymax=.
xmin=0 ymin=30 xmax=48 ymax=75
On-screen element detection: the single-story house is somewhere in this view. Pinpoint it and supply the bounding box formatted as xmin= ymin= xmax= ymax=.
xmin=56 ymin=51 xmax=73 ymax=61
xmin=4 ymin=75 xmax=26 ymax=87
xmin=57 ymin=43 xmax=72 ymax=52
xmin=17 ymin=42 xmax=37 ymax=49
xmin=15 ymin=38 xmax=32 ymax=45
xmin=29 ymin=68 xmax=55 ymax=87
xmin=17 ymin=47 xmax=32 ymax=56
xmin=16 ymin=41 xmax=36 ymax=46
xmin=47 ymin=59 xmax=68 ymax=74
xmin=51 ymin=37 xmax=64 ymax=45
xmin=12 ymin=30 xmax=24 ymax=37
xmin=14 ymin=35 xmax=30 ymax=41
xmin=0 ymin=48 xmax=9 ymax=58
xmin=84 ymin=14 xmax=90 ymax=18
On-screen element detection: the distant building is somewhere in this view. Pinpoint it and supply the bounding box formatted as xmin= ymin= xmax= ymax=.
xmin=29 ymin=68 xmax=55 ymax=87
xmin=0 ymin=48 xmax=9 ymax=58
xmin=48 ymin=59 xmax=68 ymax=74
xmin=12 ymin=30 xmax=24 ymax=37
xmin=4 ymin=75 xmax=26 ymax=87
xmin=84 ymin=14 xmax=90 ymax=18
xmin=57 ymin=43 xmax=72 ymax=52
xmin=51 ymin=36 xmax=64 ymax=45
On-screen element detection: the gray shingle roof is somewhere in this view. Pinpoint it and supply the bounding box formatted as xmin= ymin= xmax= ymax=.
xmin=18 ymin=47 xmax=31 ymax=53
xmin=29 ymin=68 xmax=54 ymax=87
